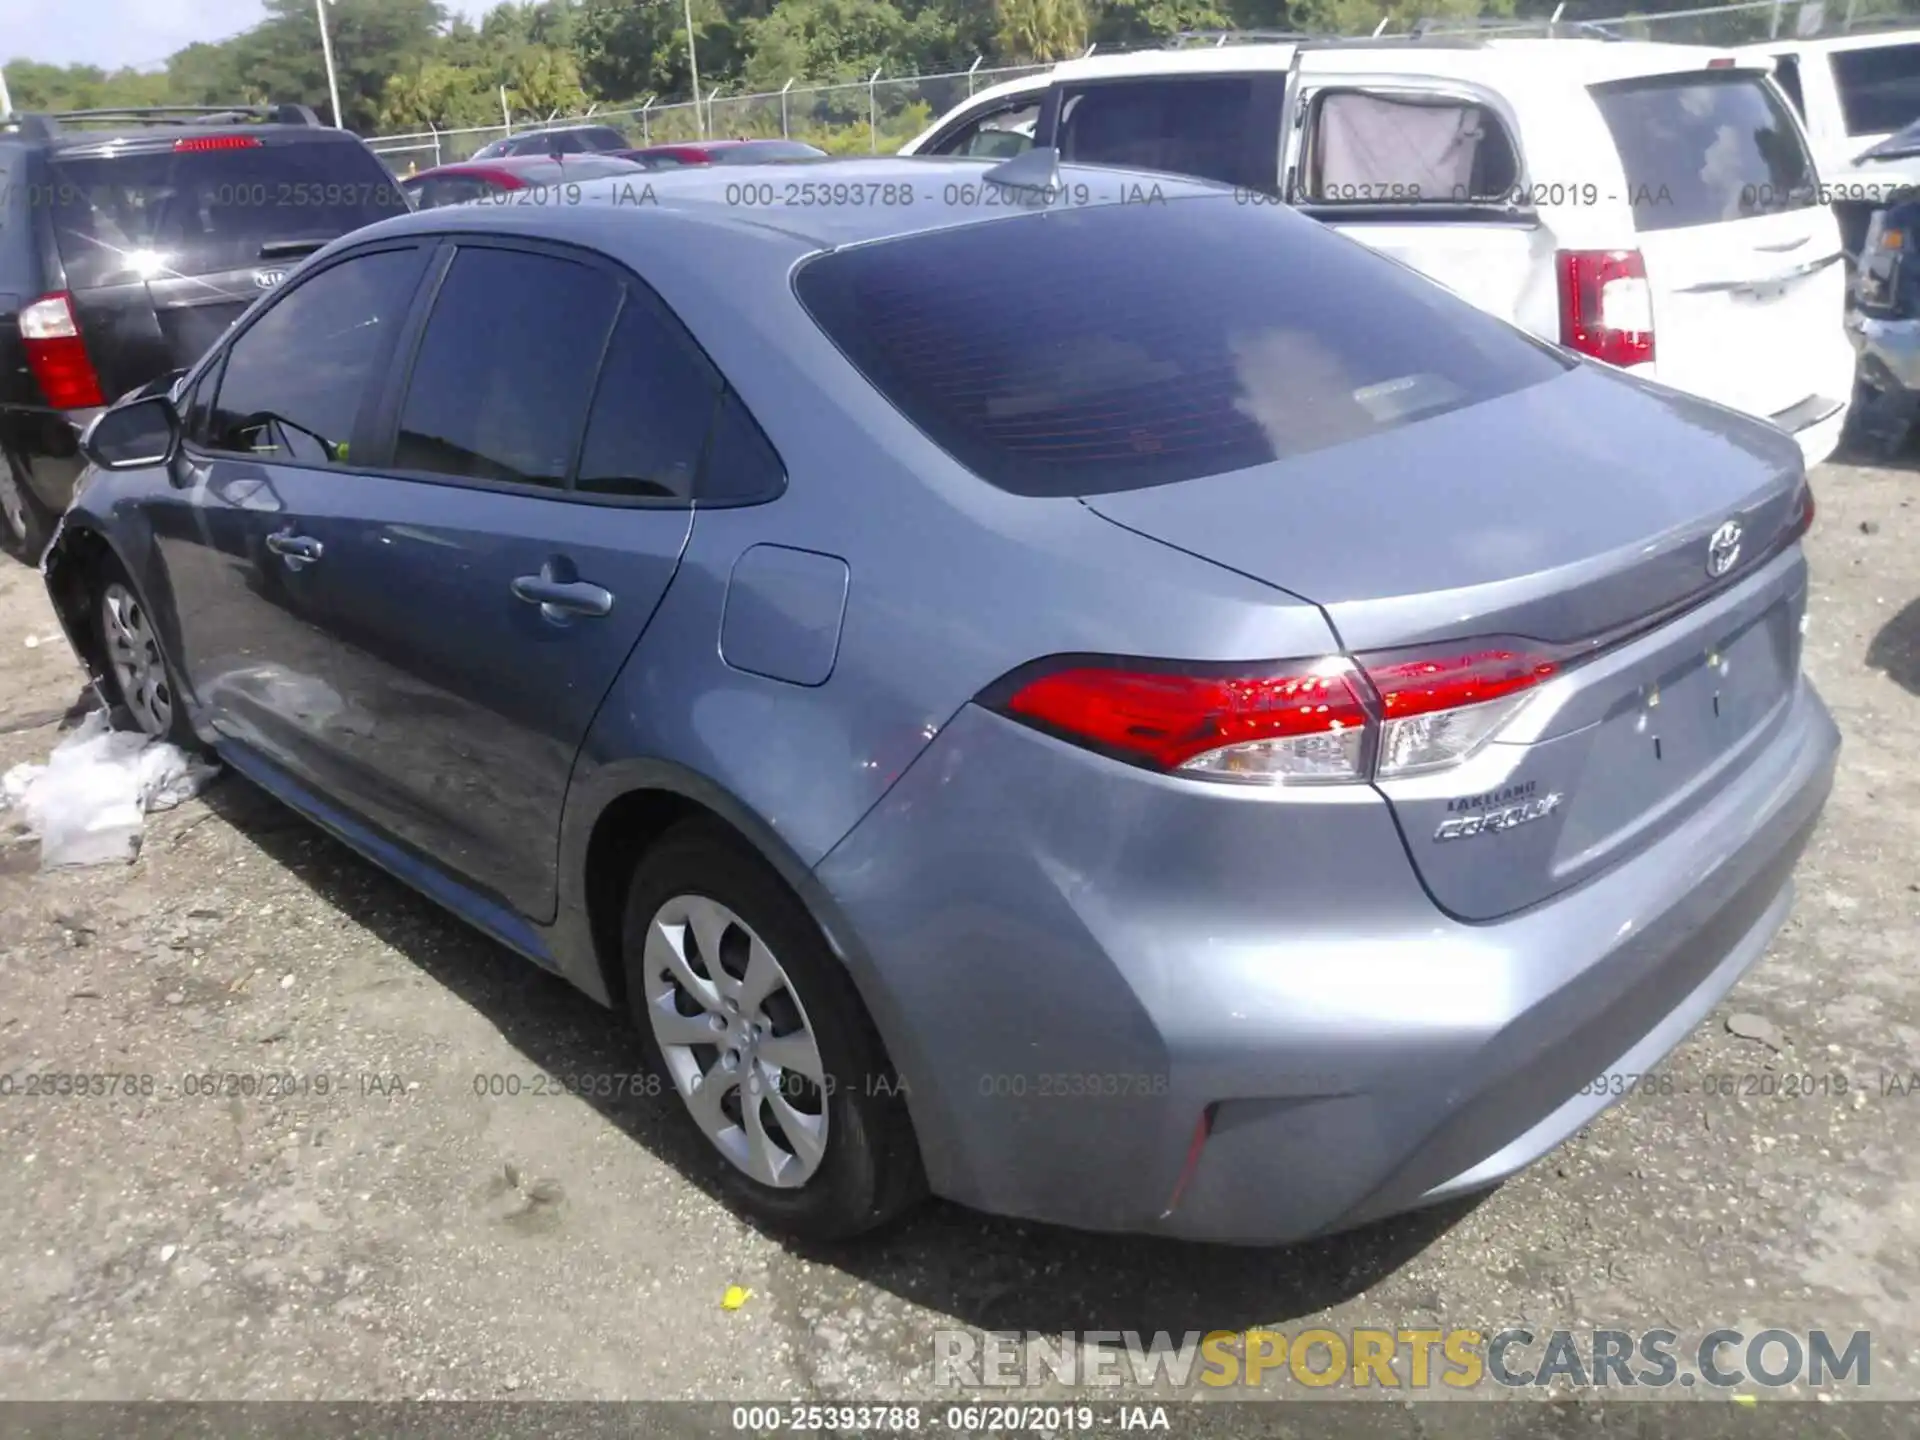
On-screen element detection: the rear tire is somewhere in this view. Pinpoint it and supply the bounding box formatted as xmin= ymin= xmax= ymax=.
xmin=91 ymin=556 xmax=197 ymax=748
xmin=622 ymin=820 xmax=924 ymax=1241
xmin=0 ymin=449 xmax=56 ymax=565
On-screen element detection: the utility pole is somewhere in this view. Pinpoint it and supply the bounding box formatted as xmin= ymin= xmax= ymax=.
xmin=683 ymin=0 xmax=704 ymax=137
xmin=316 ymin=0 xmax=345 ymax=128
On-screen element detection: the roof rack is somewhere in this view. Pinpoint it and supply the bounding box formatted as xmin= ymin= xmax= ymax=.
xmin=1165 ymin=28 xmax=1329 ymax=47
xmin=1406 ymin=15 xmax=1625 ymax=41
xmin=5 ymin=103 xmax=323 ymax=141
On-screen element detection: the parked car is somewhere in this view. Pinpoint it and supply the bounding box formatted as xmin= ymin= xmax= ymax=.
xmin=0 ymin=104 xmax=409 ymax=561
xmin=619 ymin=139 xmax=828 ymax=167
xmin=902 ymin=35 xmax=1856 ymax=469
xmin=401 ymin=153 xmax=658 ymax=210
xmin=468 ymin=123 xmax=632 ymax=161
xmin=46 ymin=156 xmax=1836 ymax=1245
xmin=1737 ymin=26 xmax=1920 ymax=254
xmin=1845 ymin=195 xmax=1920 ymax=452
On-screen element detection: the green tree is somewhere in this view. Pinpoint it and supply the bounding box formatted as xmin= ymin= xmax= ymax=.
xmin=995 ymin=0 xmax=1090 ymax=62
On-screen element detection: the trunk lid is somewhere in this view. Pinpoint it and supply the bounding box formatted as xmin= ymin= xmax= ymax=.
xmin=1082 ymin=365 xmax=1811 ymax=920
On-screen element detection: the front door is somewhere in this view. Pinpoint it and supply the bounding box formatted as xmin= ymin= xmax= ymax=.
xmin=283 ymin=241 xmax=723 ymax=922
xmin=151 ymin=242 xmax=430 ymax=779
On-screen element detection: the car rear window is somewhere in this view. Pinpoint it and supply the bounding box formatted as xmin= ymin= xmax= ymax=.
xmin=1831 ymin=42 xmax=1920 ymax=137
xmin=793 ymin=197 xmax=1568 ymax=498
xmin=48 ymin=139 xmax=408 ymax=290
xmin=1589 ymin=71 xmax=1816 ymax=234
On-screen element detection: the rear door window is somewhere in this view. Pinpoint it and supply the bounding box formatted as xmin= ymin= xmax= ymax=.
xmin=1590 ymin=71 xmax=1817 ymax=233
xmin=392 ymin=246 xmax=620 ymax=489
xmin=1831 ymin=42 xmax=1920 ymax=137
xmin=1056 ymin=77 xmax=1262 ymax=189
xmin=795 ymin=197 xmax=1567 ymax=498
xmin=47 ymin=139 xmax=409 ymax=290
xmin=574 ymin=293 xmax=722 ymax=501
xmin=1302 ymin=90 xmax=1519 ymax=204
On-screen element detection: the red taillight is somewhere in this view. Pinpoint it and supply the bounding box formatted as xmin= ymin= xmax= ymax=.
xmin=987 ymin=641 xmax=1568 ymax=786
xmin=174 ymin=135 xmax=263 ymax=151
xmin=19 ymin=293 xmax=105 ymax=411
xmin=997 ymin=661 xmax=1372 ymax=783
xmin=1707 ymin=57 xmax=1738 ymax=68
xmin=1792 ymin=480 xmax=1817 ymax=539
xmin=1557 ymin=249 xmax=1655 ymax=368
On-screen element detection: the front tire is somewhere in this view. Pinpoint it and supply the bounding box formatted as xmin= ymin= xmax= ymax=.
xmin=622 ymin=820 xmax=923 ymax=1240
xmin=93 ymin=558 xmax=196 ymax=747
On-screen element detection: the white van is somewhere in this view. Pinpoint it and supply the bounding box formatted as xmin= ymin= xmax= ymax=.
xmin=903 ymin=36 xmax=1854 ymax=466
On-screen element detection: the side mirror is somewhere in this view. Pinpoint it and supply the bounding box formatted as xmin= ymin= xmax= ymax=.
xmin=81 ymin=394 xmax=180 ymax=472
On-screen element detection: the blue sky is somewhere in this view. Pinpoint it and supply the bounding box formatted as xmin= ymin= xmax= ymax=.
xmin=11 ymin=0 xmax=499 ymax=71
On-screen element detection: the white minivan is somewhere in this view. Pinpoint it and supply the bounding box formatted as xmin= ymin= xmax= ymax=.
xmin=903 ymin=37 xmax=1855 ymax=466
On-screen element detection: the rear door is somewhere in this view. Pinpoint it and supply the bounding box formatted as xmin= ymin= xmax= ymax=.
xmin=46 ymin=133 xmax=409 ymax=399
xmin=1588 ymin=68 xmax=1852 ymax=428
xmin=278 ymin=238 xmax=751 ymax=922
xmin=1281 ymin=65 xmax=1554 ymax=330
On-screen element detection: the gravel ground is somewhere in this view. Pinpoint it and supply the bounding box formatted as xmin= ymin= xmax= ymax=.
xmin=0 ymin=457 xmax=1915 ymax=1406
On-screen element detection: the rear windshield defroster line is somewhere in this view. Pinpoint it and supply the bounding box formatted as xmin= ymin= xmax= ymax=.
xmin=792 ymin=197 xmax=1569 ymax=498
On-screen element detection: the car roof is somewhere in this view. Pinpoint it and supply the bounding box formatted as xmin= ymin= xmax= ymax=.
xmin=409 ymin=154 xmax=640 ymax=180
xmin=955 ymin=35 xmax=1760 ymax=98
xmin=1736 ymin=25 xmax=1920 ymax=56
xmin=344 ymin=155 xmax=1231 ymax=259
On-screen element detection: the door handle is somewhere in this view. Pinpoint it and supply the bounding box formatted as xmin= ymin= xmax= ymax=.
xmin=265 ymin=530 xmax=323 ymax=567
xmin=512 ymin=573 xmax=613 ymax=620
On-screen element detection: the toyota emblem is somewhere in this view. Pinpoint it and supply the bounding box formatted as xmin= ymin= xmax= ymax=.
xmin=1707 ymin=519 xmax=1743 ymax=578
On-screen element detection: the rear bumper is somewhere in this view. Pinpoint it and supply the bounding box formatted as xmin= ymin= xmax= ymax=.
xmin=816 ymin=677 xmax=1839 ymax=1244
xmin=1771 ymin=393 xmax=1848 ymax=469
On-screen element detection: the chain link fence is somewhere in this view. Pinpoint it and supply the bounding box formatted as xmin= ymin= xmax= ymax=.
xmin=364 ymin=0 xmax=1920 ymax=170
xmin=365 ymin=63 xmax=1049 ymax=169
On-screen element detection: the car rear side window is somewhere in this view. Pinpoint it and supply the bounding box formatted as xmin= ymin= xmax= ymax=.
xmin=575 ymin=292 xmax=721 ymax=501
xmin=1303 ymin=91 xmax=1519 ymax=204
xmin=794 ymin=198 xmax=1567 ymax=498
xmin=47 ymin=140 xmax=409 ymax=290
xmin=394 ymin=247 xmax=619 ymax=489
xmin=1590 ymin=72 xmax=1816 ymax=233
xmin=205 ymin=247 xmax=423 ymax=467
xmin=1057 ymin=78 xmax=1260 ymax=189
xmin=1831 ymin=42 xmax=1920 ymax=137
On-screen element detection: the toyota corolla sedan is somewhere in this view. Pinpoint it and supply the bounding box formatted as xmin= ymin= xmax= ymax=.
xmin=44 ymin=155 xmax=1838 ymax=1244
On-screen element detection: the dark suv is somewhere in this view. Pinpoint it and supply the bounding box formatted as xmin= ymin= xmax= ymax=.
xmin=0 ymin=105 xmax=409 ymax=559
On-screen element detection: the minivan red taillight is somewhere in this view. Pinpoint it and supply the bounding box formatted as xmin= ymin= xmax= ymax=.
xmin=985 ymin=641 xmax=1571 ymax=786
xmin=1557 ymin=248 xmax=1654 ymax=368
xmin=19 ymin=293 xmax=106 ymax=410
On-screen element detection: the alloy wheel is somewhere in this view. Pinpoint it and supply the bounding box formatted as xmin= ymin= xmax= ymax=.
xmin=102 ymin=581 xmax=174 ymax=737
xmin=642 ymin=893 xmax=829 ymax=1188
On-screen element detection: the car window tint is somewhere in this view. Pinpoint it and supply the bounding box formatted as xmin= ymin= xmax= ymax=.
xmin=1832 ymin=43 xmax=1920 ymax=136
xmin=702 ymin=390 xmax=786 ymax=504
xmin=575 ymin=293 xmax=720 ymax=500
xmin=795 ymin=197 xmax=1567 ymax=498
xmin=1591 ymin=72 xmax=1816 ymax=233
xmin=206 ymin=247 xmax=422 ymax=466
xmin=1057 ymin=78 xmax=1257 ymax=188
xmin=394 ymin=247 xmax=618 ymax=489
xmin=46 ymin=142 xmax=409 ymax=290
xmin=1306 ymin=92 xmax=1519 ymax=204
xmin=1773 ymin=57 xmax=1806 ymax=119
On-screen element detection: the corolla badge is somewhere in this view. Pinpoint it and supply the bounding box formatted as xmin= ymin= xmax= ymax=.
xmin=253 ymin=268 xmax=288 ymax=290
xmin=1707 ymin=519 xmax=1743 ymax=578
xmin=1433 ymin=793 xmax=1562 ymax=842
